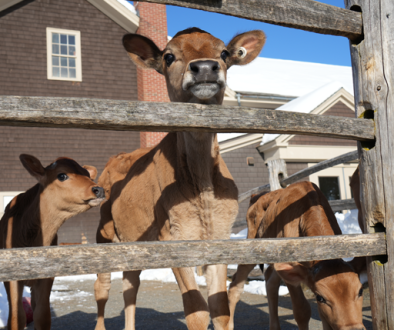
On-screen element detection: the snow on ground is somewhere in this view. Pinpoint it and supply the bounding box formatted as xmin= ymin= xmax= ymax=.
xmin=0 ymin=209 xmax=364 ymax=325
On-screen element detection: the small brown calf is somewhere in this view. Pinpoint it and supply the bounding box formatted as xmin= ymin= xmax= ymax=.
xmin=228 ymin=181 xmax=365 ymax=330
xmin=0 ymin=154 xmax=105 ymax=330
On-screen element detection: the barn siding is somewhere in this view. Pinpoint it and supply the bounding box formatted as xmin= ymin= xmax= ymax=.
xmin=0 ymin=0 xmax=140 ymax=244
xmin=0 ymin=0 xmax=138 ymax=100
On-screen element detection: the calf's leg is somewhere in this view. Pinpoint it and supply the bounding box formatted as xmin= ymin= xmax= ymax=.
xmin=172 ymin=267 xmax=210 ymax=330
xmin=5 ymin=281 xmax=25 ymax=330
xmin=30 ymin=278 xmax=54 ymax=330
xmin=227 ymin=264 xmax=256 ymax=330
xmin=265 ymin=266 xmax=282 ymax=330
xmin=206 ymin=264 xmax=230 ymax=330
xmin=123 ymin=270 xmax=142 ymax=330
xmin=94 ymin=272 xmax=112 ymax=330
xmin=287 ymin=283 xmax=311 ymax=330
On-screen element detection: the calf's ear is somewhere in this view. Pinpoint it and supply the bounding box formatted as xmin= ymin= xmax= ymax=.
xmin=226 ymin=30 xmax=266 ymax=68
xmin=274 ymin=262 xmax=309 ymax=287
xmin=123 ymin=34 xmax=164 ymax=74
xmin=348 ymin=257 xmax=367 ymax=275
xmin=19 ymin=154 xmax=45 ymax=181
xmin=83 ymin=165 xmax=98 ymax=180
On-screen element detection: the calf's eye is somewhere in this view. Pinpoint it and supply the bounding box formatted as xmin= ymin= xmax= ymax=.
xmin=164 ymin=54 xmax=175 ymax=66
xmin=221 ymin=50 xmax=229 ymax=62
xmin=358 ymin=288 xmax=363 ymax=297
xmin=57 ymin=173 xmax=68 ymax=182
xmin=316 ymin=294 xmax=326 ymax=304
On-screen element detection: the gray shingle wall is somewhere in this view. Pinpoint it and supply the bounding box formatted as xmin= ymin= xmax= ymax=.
xmin=0 ymin=0 xmax=141 ymax=243
xmin=221 ymin=142 xmax=309 ymax=227
xmin=0 ymin=0 xmax=138 ymax=100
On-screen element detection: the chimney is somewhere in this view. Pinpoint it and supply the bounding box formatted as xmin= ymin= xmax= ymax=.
xmin=134 ymin=2 xmax=169 ymax=148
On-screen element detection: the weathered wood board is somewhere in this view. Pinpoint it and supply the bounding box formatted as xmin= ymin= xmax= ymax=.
xmin=0 ymin=96 xmax=374 ymax=141
xmin=0 ymin=233 xmax=386 ymax=282
xmin=238 ymin=150 xmax=359 ymax=203
xmin=346 ymin=0 xmax=394 ymax=328
xmin=138 ymin=0 xmax=362 ymax=40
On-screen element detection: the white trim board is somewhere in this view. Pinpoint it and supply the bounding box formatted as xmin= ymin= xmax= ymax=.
xmin=220 ymin=133 xmax=263 ymax=154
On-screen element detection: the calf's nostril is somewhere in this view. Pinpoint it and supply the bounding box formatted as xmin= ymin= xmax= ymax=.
xmin=190 ymin=63 xmax=199 ymax=73
xmin=212 ymin=63 xmax=220 ymax=71
xmin=92 ymin=186 xmax=105 ymax=198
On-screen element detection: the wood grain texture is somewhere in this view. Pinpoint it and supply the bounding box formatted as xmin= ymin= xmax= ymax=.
xmin=281 ymin=150 xmax=359 ymax=186
xmin=138 ymin=0 xmax=362 ymax=40
xmin=0 ymin=96 xmax=375 ymax=141
xmin=238 ymin=150 xmax=359 ymax=203
xmin=329 ymin=199 xmax=357 ymax=212
xmin=267 ymin=159 xmax=288 ymax=191
xmin=0 ymin=233 xmax=385 ymax=282
xmin=346 ymin=0 xmax=394 ymax=328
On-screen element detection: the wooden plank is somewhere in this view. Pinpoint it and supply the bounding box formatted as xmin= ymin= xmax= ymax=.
xmin=138 ymin=0 xmax=362 ymax=40
xmin=238 ymin=150 xmax=359 ymax=203
xmin=281 ymin=150 xmax=359 ymax=186
xmin=0 ymin=96 xmax=375 ymax=140
xmin=267 ymin=159 xmax=288 ymax=191
xmin=329 ymin=199 xmax=357 ymax=213
xmin=345 ymin=0 xmax=394 ymax=328
xmin=0 ymin=233 xmax=386 ymax=282
xmin=238 ymin=184 xmax=270 ymax=203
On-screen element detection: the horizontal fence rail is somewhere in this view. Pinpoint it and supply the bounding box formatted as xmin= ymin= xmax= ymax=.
xmin=0 ymin=96 xmax=374 ymax=141
xmin=330 ymin=199 xmax=357 ymax=212
xmin=238 ymin=150 xmax=359 ymax=203
xmin=0 ymin=233 xmax=385 ymax=282
xmin=138 ymin=0 xmax=362 ymax=40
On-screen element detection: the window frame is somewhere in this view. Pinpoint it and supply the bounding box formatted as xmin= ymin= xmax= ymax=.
xmin=46 ymin=27 xmax=82 ymax=82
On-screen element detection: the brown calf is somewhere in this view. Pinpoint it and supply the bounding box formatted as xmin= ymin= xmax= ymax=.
xmin=0 ymin=154 xmax=104 ymax=330
xmin=94 ymin=28 xmax=266 ymax=330
xmin=228 ymin=181 xmax=365 ymax=330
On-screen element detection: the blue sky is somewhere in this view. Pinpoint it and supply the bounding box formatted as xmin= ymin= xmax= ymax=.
xmin=166 ymin=1 xmax=351 ymax=67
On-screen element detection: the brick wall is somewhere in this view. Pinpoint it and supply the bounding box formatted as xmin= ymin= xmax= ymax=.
xmin=289 ymin=101 xmax=357 ymax=146
xmin=134 ymin=2 xmax=170 ymax=148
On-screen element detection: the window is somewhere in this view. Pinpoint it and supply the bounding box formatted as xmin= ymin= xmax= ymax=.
xmin=0 ymin=191 xmax=23 ymax=218
xmin=46 ymin=28 xmax=82 ymax=81
xmin=318 ymin=176 xmax=341 ymax=201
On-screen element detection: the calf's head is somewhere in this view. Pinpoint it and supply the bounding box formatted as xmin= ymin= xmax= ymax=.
xmin=123 ymin=28 xmax=265 ymax=104
xmin=275 ymin=258 xmax=365 ymax=330
xmin=20 ymin=154 xmax=105 ymax=214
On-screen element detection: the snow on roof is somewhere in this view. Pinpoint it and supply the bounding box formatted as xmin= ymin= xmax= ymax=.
xmin=117 ymin=0 xmax=136 ymax=14
xmin=226 ymin=57 xmax=353 ymax=98
xmin=217 ymin=133 xmax=246 ymax=143
xmin=261 ymin=81 xmax=349 ymax=145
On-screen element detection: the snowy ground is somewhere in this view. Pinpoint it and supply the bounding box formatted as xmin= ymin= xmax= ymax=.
xmin=0 ymin=209 xmax=363 ymax=327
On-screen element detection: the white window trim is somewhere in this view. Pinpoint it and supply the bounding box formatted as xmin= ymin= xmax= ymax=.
xmin=0 ymin=191 xmax=23 ymax=218
xmin=46 ymin=27 xmax=82 ymax=82
xmin=308 ymin=163 xmax=358 ymax=202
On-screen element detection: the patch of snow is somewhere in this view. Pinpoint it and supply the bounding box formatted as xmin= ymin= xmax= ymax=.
xmin=230 ymin=228 xmax=248 ymax=239
xmin=227 ymin=57 xmax=353 ymax=98
xmin=116 ymin=0 xmax=136 ymax=14
xmin=335 ymin=209 xmax=362 ymax=235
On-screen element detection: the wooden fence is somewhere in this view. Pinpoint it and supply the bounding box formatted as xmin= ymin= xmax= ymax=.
xmin=0 ymin=0 xmax=392 ymax=328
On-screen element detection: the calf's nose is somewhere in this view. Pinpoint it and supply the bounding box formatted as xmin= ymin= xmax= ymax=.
xmin=189 ymin=60 xmax=220 ymax=81
xmin=92 ymin=186 xmax=105 ymax=198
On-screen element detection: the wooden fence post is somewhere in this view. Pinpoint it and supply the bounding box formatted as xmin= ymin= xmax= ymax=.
xmin=345 ymin=0 xmax=394 ymax=328
xmin=267 ymin=159 xmax=288 ymax=191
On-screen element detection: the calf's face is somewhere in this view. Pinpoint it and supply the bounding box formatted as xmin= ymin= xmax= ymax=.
xmin=20 ymin=154 xmax=105 ymax=214
xmin=123 ymin=28 xmax=266 ymax=104
xmin=275 ymin=259 xmax=365 ymax=330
